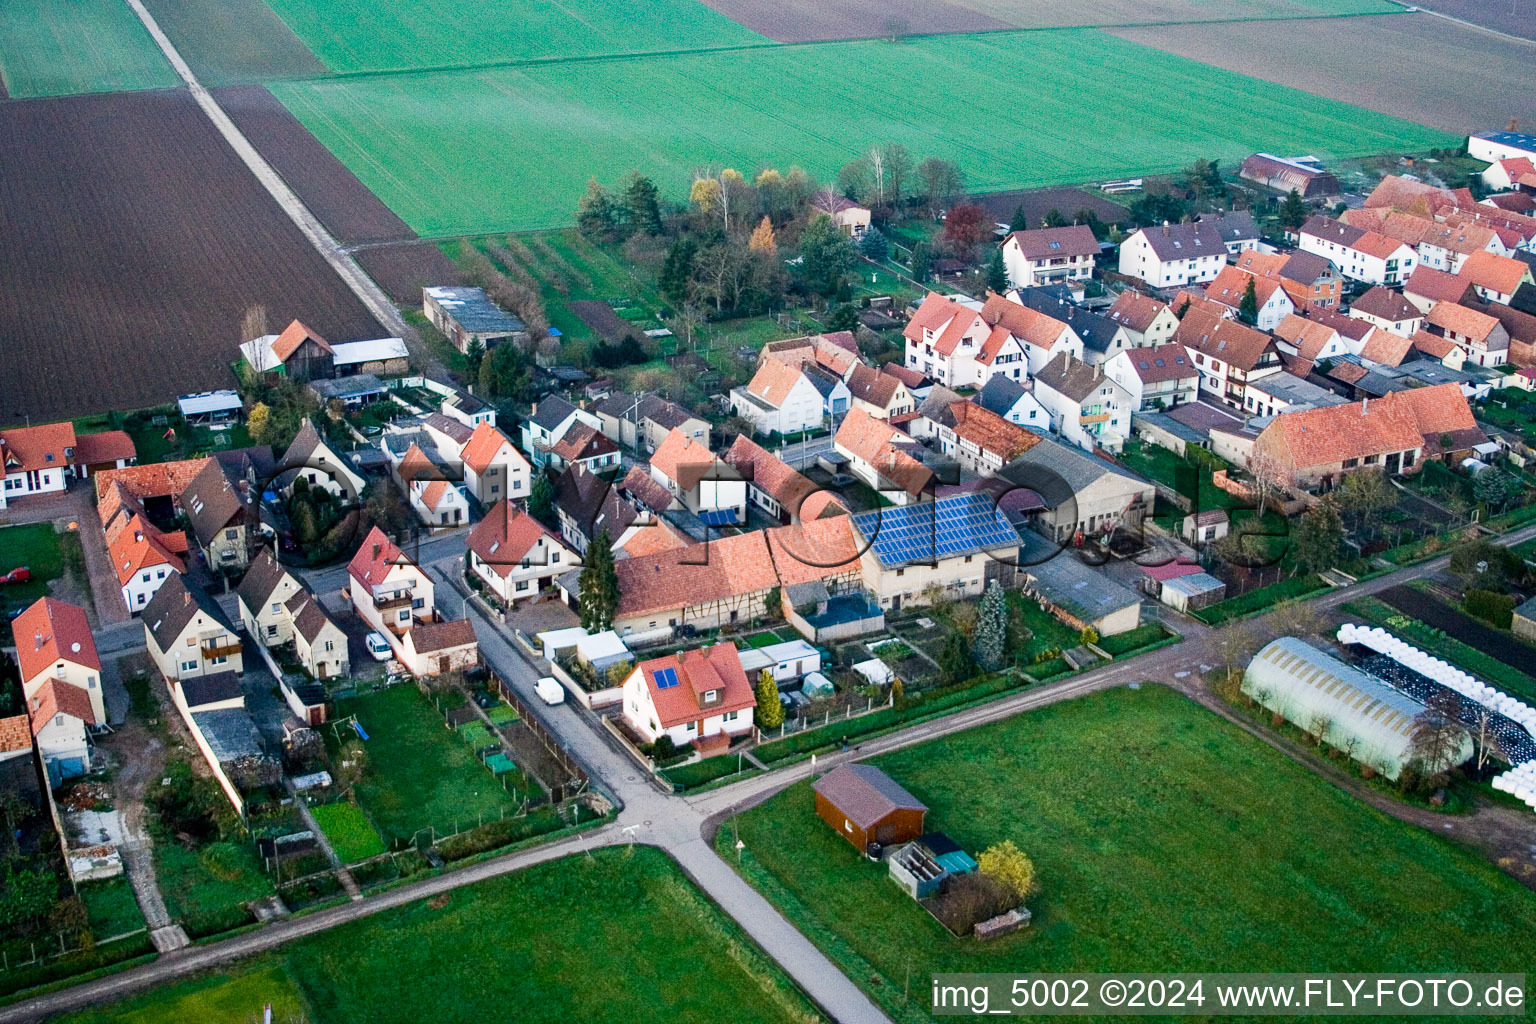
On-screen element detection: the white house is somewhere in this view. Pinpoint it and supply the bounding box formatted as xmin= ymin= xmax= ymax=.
xmin=458 ymin=423 xmax=531 ymax=506
xmin=101 ymin=490 xmax=186 ymax=615
xmin=1348 ymin=287 xmax=1424 ymax=337
xmin=902 ymin=291 xmax=1078 ymax=388
xmin=278 ymin=420 xmax=365 ymax=500
xmin=1115 ymin=212 xmax=1258 ymax=288
xmin=1299 ymin=216 xmax=1416 ymax=286
xmin=1104 ymin=291 xmax=1180 ymax=348
xmin=1001 ymin=225 xmax=1098 ymax=288
xmin=0 ymin=422 xmax=74 ymax=509
xmin=392 ymin=442 xmax=470 ymax=528
xmin=143 ymin=575 xmax=244 ymax=684
xmin=466 ymin=500 xmax=577 ymax=607
xmin=347 ymin=525 xmax=434 ymax=645
xmin=1467 ymin=130 xmax=1536 ymax=166
xmin=1103 ymin=343 xmax=1199 ymax=412
xmin=730 ymin=359 xmax=826 ymax=437
xmin=1172 ymin=308 xmax=1283 ymax=409
xmin=236 ymin=549 xmax=348 ymax=682
xmin=973 ymin=375 xmax=1049 ymax=430
xmin=521 ymin=396 xmax=602 ymax=470
xmin=1032 ymin=353 xmax=1132 ymax=452
xmin=621 ymin=642 xmax=756 ymax=753
xmin=1458 ymin=250 xmax=1534 ymax=305
xmin=14 ymin=598 xmax=104 ymax=784
xmin=1203 ymin=264 xmax=1295 ymax=332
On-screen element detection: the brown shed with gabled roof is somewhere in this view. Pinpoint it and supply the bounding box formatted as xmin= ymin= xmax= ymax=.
xmin=813 ymin=763 xmax=927 ymax=852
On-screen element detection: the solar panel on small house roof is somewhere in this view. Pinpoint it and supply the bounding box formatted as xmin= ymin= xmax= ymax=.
xmin=699 ymin=508 xmax=739 ymax=526
xmin=851 ymin=492 xmax=1019 ymax=568
xmin=654 ymin=667 xmax=679 ymax=690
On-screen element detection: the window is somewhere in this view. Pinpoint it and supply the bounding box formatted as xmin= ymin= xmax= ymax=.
xmin=1364 ymin=454 xmax=1379 ymax=465
xmin=725 ymin=710 xmax=739 ymax=722
xmin=225 ymin=529 xmax=238 ymax=541
xmin=399 ymin=610 xmax=410 ymax=622
xmin=187 ymin=637 xmax=197 ymax=647
xmin=157 ymin=569 xmax=166 ymax=579
xmin=896 ymin=569 xmax=904 ymax=577
xmin=516 ymin=580 xmax=530 ymax=592
xmin=704 ymin=689 xmax=718 ymax=702
xmin=684 ymin=722 xmax=695 ymax=732
xmin=210 ymin=655 xmax=227 ymax=666
xmin=412 ymin=598 xmax=424 ymax=610
xmin=141 ymin=573 xmax=150 ymax=582
xmin=1343 ymin=457 xmax=1359 ymax=469
xmin=137 ymin=593 xmax=146 ymax=606
xmin=271 ymin=603 xmax=282 ymax=613
xmin=490 ymin=485 xmax=499 ymax=494
xmin=267 ymin=625 xmax=278 ymax=637
xmin=552 ymin=552 xmax=560 ymax=563
xmin=324 ymin=640 xmax=334 ymax=652
xmin=182 ymin=661 xmax=197 ymax=672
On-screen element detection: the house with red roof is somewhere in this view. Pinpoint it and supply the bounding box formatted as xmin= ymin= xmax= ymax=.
xmin=1459 ymin=250 xmax=1534 ymax=305
xmin=104 ymin=494 xmax=187 ymax=614
xmin=1299 ymin=215 xmax=1417 ymax=286
xmin=620 ymin=642 xmax=755 ymax=753
xmin=466 ymin=500 xmax=577 ymax=607
xmin=1171 ymin=308 xmax=1283 ymax=409
xmin=1482 ymin=156 xmax=1536 ymax=193
xmin=454 ymin=422 xmax=531 ymax=505
xmin=346 ymin=525 xmax=475 ymax=675
xmin=722 ymin=435 xmax=846 ymax=525
xmin=834 ymin=408 xmax=934 ymax=505
xmin=1000 ymin=225 xmax=1098 ymax=289
xmin=1425 ymin=302 xmax=1510 ymax=367
xmin=1203 ymin=263 xmax=1295 ymax=331
xmin=14 ymin=598 xmax=105 ymax=783
xmin=729 ymin=358 xmax=831 ymax=437
xmin=1403 ymin=265 xmax=1474 ymax=314
xmin=1104 ymin=291 xmax=1180 ymax=347
xmin=0 ymin=421 xmax=135 ymax=510
xmin=607 ymin=531 xmax=780 ymax=635
xmin=902 ymin=291 xmax=1080 ymax=389
xmin=1103 ymin=343 xmax=1199 ymax=412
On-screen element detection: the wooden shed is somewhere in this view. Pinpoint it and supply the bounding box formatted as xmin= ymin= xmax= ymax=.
xmin=813 ymin=763 xmax=927 ymax=852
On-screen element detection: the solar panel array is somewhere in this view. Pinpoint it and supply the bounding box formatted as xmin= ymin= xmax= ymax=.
xmin=851 ymin=492 xmax=1020 ymax=568
xmin=653 ymin=667 xmax=679 ymax=690
xmin=699 ymin=508 xmax=739 ymax=526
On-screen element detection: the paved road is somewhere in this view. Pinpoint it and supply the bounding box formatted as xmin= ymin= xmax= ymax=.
xmin=119 ymin=0 xmax=443 ymax=378
xmin=14 ymin=521 xmax=1536 ymax=1022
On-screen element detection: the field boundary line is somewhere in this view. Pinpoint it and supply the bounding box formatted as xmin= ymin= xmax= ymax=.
xmin=117 ymin=0 xmax=437 ymax=373
xmin=1382 ymin=0 xmax=1536 ymax=49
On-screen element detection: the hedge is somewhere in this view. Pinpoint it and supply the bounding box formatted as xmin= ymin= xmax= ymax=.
xmin=662 ymin=756 xmax=758 ymax=791
xmin=1192 ymin=575 xmax=1331 ymax=625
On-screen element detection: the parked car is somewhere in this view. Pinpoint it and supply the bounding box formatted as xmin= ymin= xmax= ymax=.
xmin=364 ymin=632 xmax=392 ymax=661
xmin=0 ymin=567 xmax=31 ymax=585
xmin=534 ymin=676 xmax=565 ymax=705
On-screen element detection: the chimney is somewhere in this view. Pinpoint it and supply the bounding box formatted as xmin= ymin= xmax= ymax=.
xmin=1361 ymin=397 xmax=1369 ymax=415
xmin=34 ymin=633 xmax=43 ymax=651
xmin=1510 ymin=116 xmax=1520 ymax=132
xmin=183 ymin=590 xmax=190 ymax=606
xmin=1162 ymin=221 xmax=1170 ymax=236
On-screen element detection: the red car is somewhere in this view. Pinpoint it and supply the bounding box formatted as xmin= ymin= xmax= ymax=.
xmin=1 ymin=567 xmax=31 ymax=584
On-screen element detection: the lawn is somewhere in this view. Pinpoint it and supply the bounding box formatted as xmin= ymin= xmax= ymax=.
xmin=310 ymin=802 xmax=386 ymax=864
xmin=78 ymin=877 xmax=145 ymax=940
xmin=0 ymin=0 xmax=176 ymax=98
xmin=726 ymin=686 xmax=1536 ymax=1024
xmin=327 ymin=685 xmax=520 ymax=843
xmin=0 ymin=523 xmax=67 ymax=627
xmin=272 ymin=29 xmax=1450 ymax=236
xmin=155 ymin=839 xmax=273 ymax=938
xmin=61 ymin=849 xmax=821 ymax=1024
xmin=261 ymin=0 xmax=766 ymax=73
xmin=138 ymin=0 xmax=327 ymax=85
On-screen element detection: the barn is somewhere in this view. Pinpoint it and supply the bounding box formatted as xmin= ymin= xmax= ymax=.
xmin=813 ymin=763 xmax=927 ymax=853
xmin=1239 ymin=154 xmax=1340 ymax=198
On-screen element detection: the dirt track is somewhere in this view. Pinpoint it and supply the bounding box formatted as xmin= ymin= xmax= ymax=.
xmin=0 ymin=89 xmax=382 ymax=424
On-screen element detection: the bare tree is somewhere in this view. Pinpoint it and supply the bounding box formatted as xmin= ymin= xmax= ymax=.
xmin=240 ymin=304 xmax=268 ymax=344
xmin=1306 ymin=711 xmax=1332 ymax=747
xmin=1268 ymin=599 xmax=1328 ymax=640
xmin=1212 ymin=621 xmax=1259 ymax=680
xmin=1409 ymin=689 xmax=1469 ymax=781
xmin=1469 ymin=704 xmax=1502 ymax=773
xmin=867 ymin=145 xmax=887 ymax=211
xmin=1246 ymin=450 xmax=1286 ymax=517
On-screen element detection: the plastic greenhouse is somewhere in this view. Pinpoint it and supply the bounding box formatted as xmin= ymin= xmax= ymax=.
xmin=1243 ymin=637 xmax=1472 ymax=781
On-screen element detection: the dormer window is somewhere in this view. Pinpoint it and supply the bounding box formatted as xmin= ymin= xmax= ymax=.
xmin=703 ymin=689 xmax=718 ymax=703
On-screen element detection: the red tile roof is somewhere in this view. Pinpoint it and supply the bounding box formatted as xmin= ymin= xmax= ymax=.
xmin=347 ymin=525 xmax=411 ymax=590
xmin=746 ymin=358 xmax=811 ymax=408
xmin=1171 ymin=309 xmax=1274 ymax=371
xmin=1123 ymin=343 xmax=1197 ymax=383
xmin=1256 ymin=395 xmax=1423 ymax=473
xmin=1404 ymin=266 xmax=1472 ymax=306
xmin=270 ymin=320 xmax=333 ymax=361
xmin=467 ymin=501 xmax=561 ymax=578
xmin=619 ymin=520 xmax=693 ymax=558
xmin=1459 ymin=250 xmax=1532 ymax=297
xmin=638 ymin=642 xmax=755 ymax=730
xmin=615 ymin=531 xmax=778 ymax=619
xmin=1362 ymin=175 xmax=1453 ymax=215
xmin=764 ymin=515 xmax=863 ymax=587
xmin=0 ymin=421 xmax=76 ymax=480
xmin=28 ymin=678 xmax=98 ymax=733
xmin=1274 ymin=314 xmax=1340 ymax=361
xmin=0 ymin=715 xmax=30 ymax=755
xmin=107 ymin=514 xmax=186 ymax=585
xmin=1105 ymin=291 xmax=1172 ymax=333
xmin=721 ymin=435 xmax=845 ymax=521
xmin=410 ymin=618 xmax=477 ymax=654
xmin=550 ymin=423 xmax=616 ymax=464
xmin=1408 ymin=330 xmax=1459 ymax=360
xmin=71 ymin=430 xmax=136 ymax=467
xmin=460 ymin=423 xmax=519 ymax=475
xmin=1389 ymin=382 xmax=1481 ymax=450
xmin=944 ymin=401 xmax=1039 ymax=460
xmin=619 ymin=464 xmax=675 ymax=514
xmin=13 ymin=598 xmax=99 ymax=684
xmin=1205 ymin=265 xmax=1285 ymax=312
xmin=881 ymin=362 xmax=929 ymax=389
xmin=845 ymin=364 xmax=906 ymax=410
xmin=978 ymin=291 xmax=1070 ymax=352
xmin=1357 ymin=327 xmax=1415 ymax=367
xmin=649 ymin=428 xmax=714 ymax=490
xmin=1427 ymin=302 xmax=1500 ymax=343
xmin=94 ymin=458 xmax=213 ymax=505
xmin=833 ymin=408 xmax=932 ymax=497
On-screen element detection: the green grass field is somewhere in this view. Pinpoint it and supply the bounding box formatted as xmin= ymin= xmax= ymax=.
xmin=310 ymin=802 xmax=386 ymax=863
xmin=725 ymin=685 xmax=1536 ymax=1023
xmin=154 ymin=840 xmax=273 ymax=937
xmin=0 ymin=524 xmax=66 ymax=609
xmin=273 ymin=29 xmax=1450 ymax=236
xmin=60 ymin=849 xmax=820 ymax=1024
xmin=262 ymin=0 xmax=766 ymax=73
xmin=138 ymin=0 xmax=326 ymax=85
xmin=0 ymin=0 xmax=176 ymax=97
xmin=79 ymin=877 xmax=146 ymax=940
xmin=328 ymin=685 xmax=520 ymax=843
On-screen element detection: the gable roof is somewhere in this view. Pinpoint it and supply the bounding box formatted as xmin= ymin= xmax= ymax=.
xmin=1405 ymin=266 xmax=1472 ymax=305
xmin=460 ymin=422 xmax=520 ymax=475
xmin=1362 ymin=175 xmax=1454 ymax=215
xmin=1205 ymin=264 xmax=1286 ymax=313
xmin=410 ymin=618 xmax=478 ymax=654
xmin=528 ymin=396 xmax=579 ymax=432
xmin=618 ymin=464 xmax=675 ymax=515
xmin=637 ymin=642 xmax=755 ymax=729
xmin=423 ymin=412 xmax=473 ymax=447
xmin=813 ymin=763 xmax=926 ymax=828
xmin=0 ymin=421 xmax=75 ymax=479
xmin=107 ymin=513 xmax=186 ymax=585
xmin=1460 ymin=249 xmax=1532 ymax=296
xmin=1121 ymin=343 xmax=1197 ymax=383
xmin=1012 ymin=285 xmax=1123 ymax=355
xmin=722 ymin=435 xmax=844 ymax=521
xmin=833 ymin=408 xmax=933 ymax=498
xmin=236 ymin=548 xmax=295 ymax=612
xmin=650 ymin=428 xmax=715 ymax=490
xmin=270 ymin=320 xmax=333 ymax=362
xmin=1005 ymin=225 xmax=1097 ymax=260
xmin=745 ymin=358 xmax=812 ymax=408
xmin=1357 ymin=328 xmax=1415 ymax=367
xmin=347 ymin=525 xmax=413 ymax=591
xmin=881 ymin=362 xmax=929 ymax=390
xmin=13 ymin=598 xmax=99 ymax=683
xmin=1407 ymin=329 xmax=1459 ymax=360
xmin=1278 ymin=250 xmax=1334 ymax=286
xmin=942 ymin=401 xmax=1040 ymax=459
xmin=179 ymin=459 xmax=251 ymax=547
xmin=1274 ymin=314 xmax=1340 ymax=361
xmin=144 ymin=574 xmax=234 ymax=653
xmin=550 ymin=423 xmax=616 ymax=464
xmin=467 ymin=501 xmax=561 ymax=577
xmin=1426 ymin=302 xmax=1500 ymax=342
xmin=1133 ymin=218 xmax=1230 ymax=261
xmin=1105 ymin=290 xmax=1172 ymax=333
xmin=763 ymin=515 xmax=862 ymax=587
xmin=1171 ymin=309 xmax=1274 ymax=371
xmin=614 ymin=531 xmax=778 ymax=619
xmin=999 ymin=431 xmax=1148 ymax=498
xmin=845 ymin=364 xmax=905 ymax=409
xmin=28 ymin=678 xmax=98 ymax=733
xmin=1257 ymin=395 xmax=1422 ymax=471
xmin=1299 ymin=303 xmax=1373 ymax=342
xmin=285 ymin=587 xmax=336 ymax=644
xmin=555 ymin=464 xmax=633 ymax=539
xmin=1035 ymin=352 xmax=1115 ymax=403
xmin=978 ymin=291 xmax=1071 ymax=352
xmin=72 ymin=430 xmax=136 ymax=467
xmin=973 ymin=374 xmax=1029 ymax=417
xmin=1350 ymin=286 xmax=1420 ymax=324
xmin=1388 ymin=382 xmax=1481 ymax=454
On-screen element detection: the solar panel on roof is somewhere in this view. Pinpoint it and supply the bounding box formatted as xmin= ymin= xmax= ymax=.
xmin=851 ymin=493 xmax=1019 ymax=568
xmin=654 ymin=667 xmax=679 ymax=690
